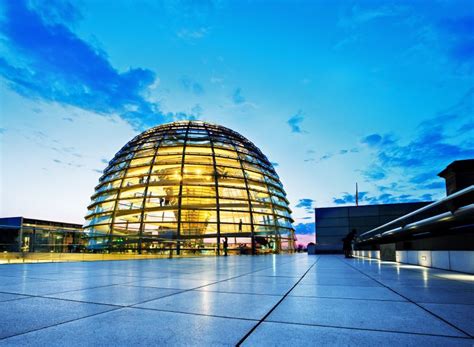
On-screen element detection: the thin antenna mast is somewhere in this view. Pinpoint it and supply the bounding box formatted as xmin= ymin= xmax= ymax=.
xmin=355 ymin=182 xmax=359 ymax=207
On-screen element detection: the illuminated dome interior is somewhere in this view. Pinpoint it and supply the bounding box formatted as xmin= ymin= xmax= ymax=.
xmin=84 ymin=120 xmax=294 ymax=254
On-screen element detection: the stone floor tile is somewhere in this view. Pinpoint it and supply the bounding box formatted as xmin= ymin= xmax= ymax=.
xmin=267 ymin=296 xmax=467 ymax=337
xmin=0 ymin=307 xmax=255 ymax=346
xmin=200 ymin=279 xmax=293 ymax=296
xmin=0 ymin=297 xmax=116 ymax=339
xmin=45 ymin=285 xmax=181 ymax=306
xmin=420 ymin=303 xmax=474 ymax=336
xmin=242 ymin=321 xmax=473 ymax=346
xmin=389 ymin=286 xmax=474 ymax=304
xmin=136 ymin=290 xmax=281 ymax=319
xmin=289 ymin=284 xmax=406 ymax=301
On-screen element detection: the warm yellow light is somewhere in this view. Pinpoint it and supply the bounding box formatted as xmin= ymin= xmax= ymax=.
xmin=84 ymin=120 xmax=295 ymax=253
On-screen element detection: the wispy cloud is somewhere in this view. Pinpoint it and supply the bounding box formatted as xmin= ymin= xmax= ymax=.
xmin=177 ymin=27 xmax=209 ymax=40
xmin=287 ymin=110 xmax=305 ymax=133
xmin=294 ymin=222 xmax=315 ymax=235
xmin=361 ymin=134 xmax=382 ymax=147
xmin=305 ymin=148 xmax=356 ymax=163
xmin=210 ymin=76 xmax=224 ymax=84
xmin=438 ymin=16 xmax=474 ymax=69
xmin=0 ymin=0 xmax=190 ymax=130
xmin=396 ymin=12 xmax=474 ymax=75
xmin=53 ymin=158 xmax=83 ymax=168
xmin=361 ymin=164 xmax=387 ymax=181
xmin=339 ymin=4 xmax=408 ymax=28
xmin=232 ymin=88 xmax=246 ymax=104
xmin=180 ymin=76 xmax=205 ymax=95
xmin=227 ymin=88 xmax=257 ymax=112
xmin=333 ymin=191 xmax=433 ymax=206
xmin=296 ymin=198 xmax=314 ymax=212
xmin=191 ymin=104 xmax=203 ymax=117
xmin=359 ymin=87 xmax=473 ymax=198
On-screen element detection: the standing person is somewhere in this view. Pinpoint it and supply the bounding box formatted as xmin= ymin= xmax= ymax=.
xmin=223 ymin=237 xmax=228 ymax=256
xmin=342 ymin=229 xmax=357 ymax=258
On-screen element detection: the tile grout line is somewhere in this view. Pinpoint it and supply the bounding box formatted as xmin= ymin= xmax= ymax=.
xmin=0 ymin=306 xmax=124 ymax=341
xmin=352 ymin=255 xmax=474 ymax=285
xmin=126 ymin=257 xmax=306 ymax=307
xmin=236 ymin=256 xmax=320 ymax=346
xmin=339 ymin=256 xmax=473 ymax=338
xmin=0 ymin=257 xmax=304 ymax=341
xmin=0 ymin=258 xmax=300 ymax=307
xmin=263 ymin=319 xmax=474 ymax=340
xmin=131 ymin=305 xmax=261 ymax=322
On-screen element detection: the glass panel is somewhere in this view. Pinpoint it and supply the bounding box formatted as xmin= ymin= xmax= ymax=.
xmin=218 ymin=187 xmax=249 ymax=199
xmin=85 ymin=121 xmax=295 ymax=253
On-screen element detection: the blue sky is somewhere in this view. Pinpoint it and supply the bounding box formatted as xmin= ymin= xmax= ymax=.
xmin=1 ymin=0 xmax=473 ymax=245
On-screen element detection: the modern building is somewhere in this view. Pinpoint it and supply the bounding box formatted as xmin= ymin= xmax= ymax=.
xmin=84 ymin=120 xmax=295 ymax=254
xmin=0 ymin=217 xmax=83 ymax=252
xmin=314 ymin=202 xmax=430 ymax=253
xmin=438 ymin=159 xmax=474 ymax=196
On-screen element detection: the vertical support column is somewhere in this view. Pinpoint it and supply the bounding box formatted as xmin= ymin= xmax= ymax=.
xmin=204 ymin=124 xmax=221 ymax=255
xmin=18 ymin=217 xmax=24 ymax=253
xmin=232 ymin=143 xmax=256 ymax=255
xmin=262 ymin=174 xmax=282 ymax=253
xmin=108 ymin=144 xmax=136 ymax=253
xmin=176 ymin=122 xmax=191 ymax=255
xmin=138 ymin=130 xmax=167 ymax=255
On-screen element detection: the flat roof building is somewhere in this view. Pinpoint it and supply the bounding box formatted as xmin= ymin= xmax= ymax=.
xmin=314 ymin=202 xmax=430 ymax=253
xmin=0 ymin=217 xmax=83 ymax=253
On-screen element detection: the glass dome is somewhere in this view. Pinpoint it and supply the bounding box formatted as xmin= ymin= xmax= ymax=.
xmin=84 ymin=121 xmax=294 ymax=254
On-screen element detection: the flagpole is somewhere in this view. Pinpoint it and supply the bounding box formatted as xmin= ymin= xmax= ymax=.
xmin=356 ymin=182 xmax=359 ymax=207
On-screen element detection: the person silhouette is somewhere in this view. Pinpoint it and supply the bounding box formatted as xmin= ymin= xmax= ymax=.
xmin=342 ymin=229 xmax=357 ymax=258
xmin=223 ymin=237 xmax=228 ymax=256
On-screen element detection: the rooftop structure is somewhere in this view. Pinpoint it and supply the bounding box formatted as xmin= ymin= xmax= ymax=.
xmin=438 ymin=159 xmax=474 ymax=196
xmin=314 ymin=202 xmax=430 ymax=253
xmin=0 ymin=217 xmax=83 ymax=253
xmin=84 ymin=121 xmax=294 ymax=254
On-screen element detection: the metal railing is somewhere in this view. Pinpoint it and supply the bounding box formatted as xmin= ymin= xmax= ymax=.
xmin=357 ymin=185 xmax=474 ymax=245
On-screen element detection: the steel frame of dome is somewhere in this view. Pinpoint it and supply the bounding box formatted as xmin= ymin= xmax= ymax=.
xmin=84 ymin=120 xmax=295 ymax=255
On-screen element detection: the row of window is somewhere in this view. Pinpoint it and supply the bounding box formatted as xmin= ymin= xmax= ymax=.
xmin=118 ymin=126 xmax=265 ymax=161
xmin=86 ymin=209 xmax=292 ymax=228
xmin=101 ymin=156 xmax=278 ymax=185
xmin=89 ymin=190 xmax=289 ymax=210
xmin=84 ymin=221 xmax=293 ymax=236
xmin=92 ymin=184 xmax=289 ymax=212
xmin=87 ymin=202 xmax=290 ymax=216
xmin=97 ymin=164 xmax=283 ymax=194
xmin=102 ymin=149 xmax=276 ymax=185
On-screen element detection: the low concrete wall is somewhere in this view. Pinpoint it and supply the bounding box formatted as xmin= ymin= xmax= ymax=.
xmin=354 ymin=250 xmax=474 ymax=274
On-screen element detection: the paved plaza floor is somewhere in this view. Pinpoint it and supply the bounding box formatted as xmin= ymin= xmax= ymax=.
xmin=0 ymin=254 xmax=472 ymax=346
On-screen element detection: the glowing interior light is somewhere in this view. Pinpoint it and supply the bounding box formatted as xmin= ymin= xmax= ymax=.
xmin=83 ymin=120 xmax=295 ymax=253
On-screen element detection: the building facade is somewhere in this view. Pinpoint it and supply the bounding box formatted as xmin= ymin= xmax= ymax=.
xmin=314 ymin=202 xmax=431 ymax=253
xmin=0 ymin=217 xmax=83 ymax=252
